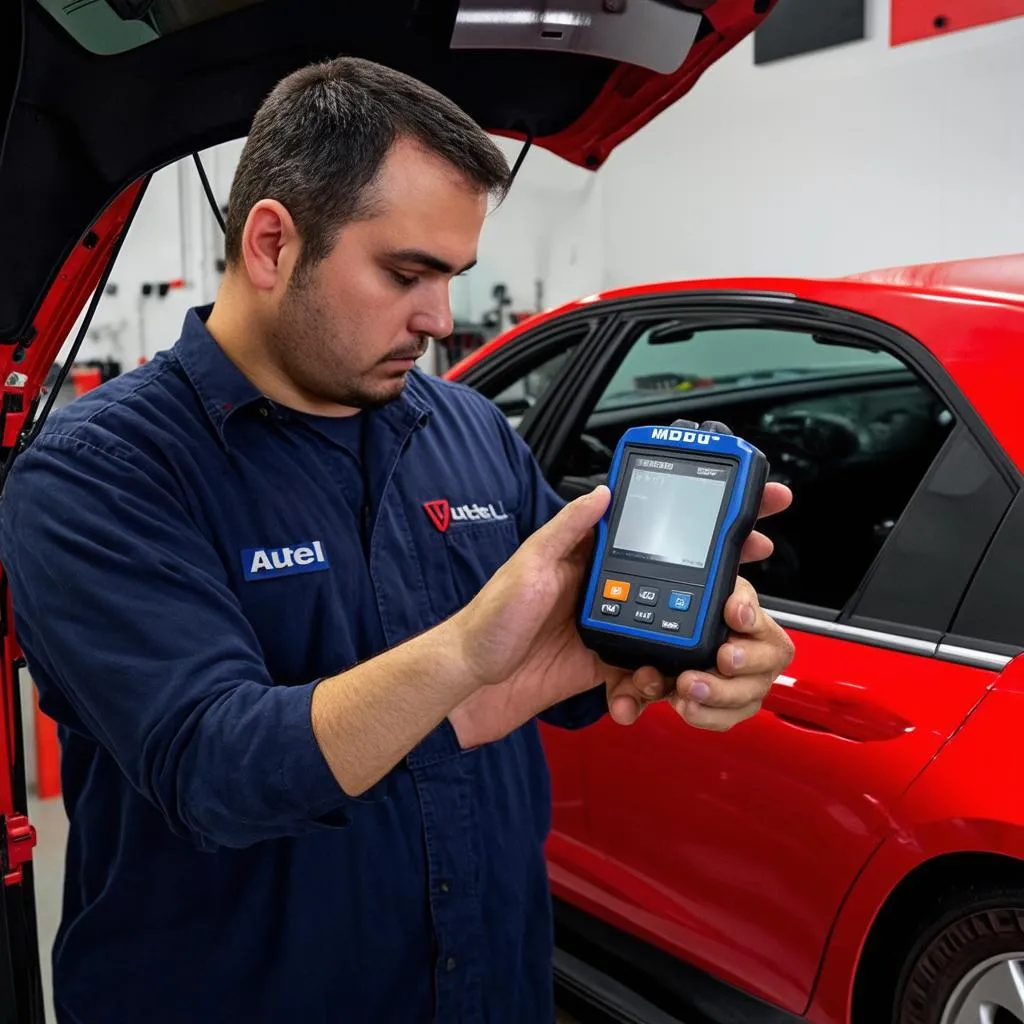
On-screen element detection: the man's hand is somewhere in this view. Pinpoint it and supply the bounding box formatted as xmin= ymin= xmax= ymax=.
xmin=605 ymin=575 xmax=794 ymax=731
xmin=447 ymin=481 xmax=795 ymax=748
xmin=447 ymin=485 xmax=621 ymax=747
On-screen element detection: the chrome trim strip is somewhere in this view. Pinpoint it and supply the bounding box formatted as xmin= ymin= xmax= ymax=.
xmin=766 ymin=609 xmax=1017 ymax=670
xmin=936 ymin=643 xmax=1013 ymax=671
xmin=766 ymin=609 xmax=936 ymax=656
xmin=836 ymin=625 xmax=937 ymax=656
xmin=765 ymin=609 xmax=833 ymax=634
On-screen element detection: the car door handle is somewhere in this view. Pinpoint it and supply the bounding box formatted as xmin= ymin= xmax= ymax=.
xmin=763 ymin=679 xmax=915 ymax=743
xmin=769 ymin=712 xmax=840 ymax=736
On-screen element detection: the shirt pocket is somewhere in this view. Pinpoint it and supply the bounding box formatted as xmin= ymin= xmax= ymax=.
xmin=437 ymin=517 xmax=521 ymax=611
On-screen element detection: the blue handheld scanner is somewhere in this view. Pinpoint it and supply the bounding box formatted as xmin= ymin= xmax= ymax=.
xmin=578 ymin=419 xmax=769 ymax=676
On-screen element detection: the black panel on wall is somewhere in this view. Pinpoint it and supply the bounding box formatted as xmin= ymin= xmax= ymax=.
xmin=754 ymin=0 xmax=866 ymax=64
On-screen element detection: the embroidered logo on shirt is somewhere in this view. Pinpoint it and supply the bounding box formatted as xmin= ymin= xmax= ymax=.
xmin=423 ymin=499 xmax=509 ymax=533
xmin=242 ymin=541 xmax=330 ymax=581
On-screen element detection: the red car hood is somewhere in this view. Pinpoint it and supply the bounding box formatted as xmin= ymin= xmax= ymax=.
xmin=0 ymin=0 xmax=778 ymax=343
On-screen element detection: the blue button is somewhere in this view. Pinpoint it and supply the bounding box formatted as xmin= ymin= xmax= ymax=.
xmin=669 ymin=591 xmax=692 ymax=612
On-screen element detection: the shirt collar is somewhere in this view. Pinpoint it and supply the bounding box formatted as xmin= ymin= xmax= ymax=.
xmin=172 ymin=304 xmax=263 ymax=447
xmin=172 ymin=304 xmax=432 ymax=449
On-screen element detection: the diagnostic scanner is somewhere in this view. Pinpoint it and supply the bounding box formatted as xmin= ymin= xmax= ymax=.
xmin=578 ymin=419 xmax=769 ymax=676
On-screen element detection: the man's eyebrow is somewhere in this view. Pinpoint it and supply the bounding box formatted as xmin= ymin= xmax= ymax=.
xmin=384 ymin=249 xmax=477 ymax=275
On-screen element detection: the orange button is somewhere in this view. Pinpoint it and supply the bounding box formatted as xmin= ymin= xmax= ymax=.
xmin=603 ymin=579 xmax=631 ymax=602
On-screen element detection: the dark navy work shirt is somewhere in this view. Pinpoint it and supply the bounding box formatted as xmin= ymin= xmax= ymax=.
xmin=0 ymin=306 xmax=608 ymax=1023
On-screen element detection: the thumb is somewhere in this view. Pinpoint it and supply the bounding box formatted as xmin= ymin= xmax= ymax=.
xmin=530 ymin=485 xmax=610 ymax=562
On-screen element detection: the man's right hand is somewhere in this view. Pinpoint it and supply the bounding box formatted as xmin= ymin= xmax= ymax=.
xmin=447 ymin=486 xmax=660 ymax=747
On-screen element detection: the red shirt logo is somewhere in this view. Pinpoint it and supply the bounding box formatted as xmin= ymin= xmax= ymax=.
xmin=423 ymin=499 xmax=451 ymax=533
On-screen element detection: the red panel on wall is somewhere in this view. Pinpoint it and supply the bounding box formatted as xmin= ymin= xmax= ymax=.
xmin=892 ymin=0 xmax=1024 ymax=45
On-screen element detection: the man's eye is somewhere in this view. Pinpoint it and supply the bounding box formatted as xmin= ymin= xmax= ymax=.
xmin=390 ymin=270 xmax=418 ymax=288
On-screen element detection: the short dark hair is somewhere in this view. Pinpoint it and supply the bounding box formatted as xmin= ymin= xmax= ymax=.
xmin=223 ymin=57 xmax=511 ymax=269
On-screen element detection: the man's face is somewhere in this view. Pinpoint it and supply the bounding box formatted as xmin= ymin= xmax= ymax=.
xmin=268 ymin=137 xmax=488 ymax=410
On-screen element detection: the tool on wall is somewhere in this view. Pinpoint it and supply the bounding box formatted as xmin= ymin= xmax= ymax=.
xmin=136 ymin=278 xmax=186 ymax=358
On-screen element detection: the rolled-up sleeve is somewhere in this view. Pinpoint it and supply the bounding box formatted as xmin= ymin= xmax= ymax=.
xmin=0 ymin=433 xmax=353 ymax=851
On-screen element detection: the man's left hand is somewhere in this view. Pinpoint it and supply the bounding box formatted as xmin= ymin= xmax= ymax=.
xmin=606 ymin=481 xmax=796 ymax=731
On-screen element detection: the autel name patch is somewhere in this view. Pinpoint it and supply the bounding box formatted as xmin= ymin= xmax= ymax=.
xmin=242 ymin=540 xmax=330 ymax=581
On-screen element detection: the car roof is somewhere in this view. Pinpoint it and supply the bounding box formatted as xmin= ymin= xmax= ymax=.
xmin=559 ymin=253 xmax=1024 ymax=310
xmin=451 ymin=251 xmax=1024 ymax=471
xmin=470 ymin=252 xmax=1024 ymax=345
xmin=841 ymin=253 xmax=1024 ymax=304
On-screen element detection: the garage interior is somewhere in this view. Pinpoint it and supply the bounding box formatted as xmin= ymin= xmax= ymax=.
xmin=5 ymin=0 xmax=1024 ymax=1022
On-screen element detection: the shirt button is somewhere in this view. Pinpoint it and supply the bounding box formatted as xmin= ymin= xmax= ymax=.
xmin=258 ymin=406 xmax=269 ymax=417
xmin=439 ymin=881 xmax=450 ymax=893
xmin=446 ymin=957 xmax=457 ymax=972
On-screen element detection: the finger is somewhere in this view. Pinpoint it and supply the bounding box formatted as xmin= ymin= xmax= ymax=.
xmin=566 ymin=524 xmax=598 ymax=569
xmin=740 ymin=483 xmax=792 ymax=564
xmin=530 ymin=485 xmax=610 ymax=563
xmin=722 ymin=577 xmax=770 ymax=638
xmin=607 ymin=678 xmax=645 ymax=726
xmin=636 ymin=665 xmax=675 ymax=702
xmin=723 ymin=581 xmax=794 ymax=668
xmin=713 ymin=633 xmax=791 ymax=678
xmin=675 ymin=669 xmax=772 ymax=711
xmin=758 ymin=482 xmax=792 ymax=521
xmin=739 ymin=530 xmax=774 ymax=564
xmin=669 ymin=692 xmax=764 ymax=732
xmin=606 ymin=666 xmax=669 ymax=725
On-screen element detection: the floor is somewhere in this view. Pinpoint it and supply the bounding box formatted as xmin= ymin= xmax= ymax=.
xmin=26 ymin=793 xmax=64 ymax=1023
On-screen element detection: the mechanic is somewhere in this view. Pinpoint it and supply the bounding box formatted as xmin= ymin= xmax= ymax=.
xmin=0 ymin=58 xmax=794 ymax=1023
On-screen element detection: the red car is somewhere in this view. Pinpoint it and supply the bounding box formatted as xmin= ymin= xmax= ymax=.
xmin=447 ymin=254 xmax=1024 ymax=1024
xmin=5 ymin=4 xmax=1022 ymax=1024
xmin=0 ymin=0 xmax=778 ymax=1020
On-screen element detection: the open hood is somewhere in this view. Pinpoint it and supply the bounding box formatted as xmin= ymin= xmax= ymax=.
xmin=0 ymin=0 xmax=777 ymax=343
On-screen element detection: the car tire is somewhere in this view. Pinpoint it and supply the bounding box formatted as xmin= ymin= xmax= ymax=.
xmin=894 ymin=886 xmax=1024 ymax=1024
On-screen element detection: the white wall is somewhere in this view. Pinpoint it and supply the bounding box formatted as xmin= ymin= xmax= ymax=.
xmin=583 ymin=0 xmax=1024 ymax=294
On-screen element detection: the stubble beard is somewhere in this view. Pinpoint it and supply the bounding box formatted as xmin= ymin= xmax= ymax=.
xmin=273 ymin=272 xmax=415 ymax=410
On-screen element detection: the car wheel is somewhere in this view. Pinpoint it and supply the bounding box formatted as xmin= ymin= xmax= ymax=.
xmin=895 ymin=887 xmax=1024 ymax=1024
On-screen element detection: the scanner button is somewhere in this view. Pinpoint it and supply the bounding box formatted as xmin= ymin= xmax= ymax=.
xmin=636 ymin=587 xmax=659 ymax=606
xmin=600 ymin=602 xmax=621 ymax=617
xmin=603 ymin=579 xmax=631 ymax=602
xmin=668 ymin=591 xmax=692 ymax=612
xmin=634 ymin=609 xmax=655 ymax=625
xmin=661 ymin=619 xmax=681 ymax=632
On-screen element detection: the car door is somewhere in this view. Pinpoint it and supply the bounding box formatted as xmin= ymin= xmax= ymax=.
xmin=524 ymin=295 xmax=1021 ymax=1016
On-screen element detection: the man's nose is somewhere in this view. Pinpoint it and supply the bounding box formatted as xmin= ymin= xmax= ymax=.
xmin=409 ymin=284 xmax=454 ymax=341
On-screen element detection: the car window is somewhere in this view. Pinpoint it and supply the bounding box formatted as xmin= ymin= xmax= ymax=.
xmin=594 ymin=324 xmax=903 ymax=414
xmin=948 ymin=487 xmax=1024 ymax=649
xmin=487 ymin=328 xmax=587 ymax=430
xmin=567 ymin=320 xmax=955 ymax=615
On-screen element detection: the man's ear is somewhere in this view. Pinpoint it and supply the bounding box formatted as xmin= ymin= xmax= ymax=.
xmin=240 ymin=199 xmax=301 ymax=291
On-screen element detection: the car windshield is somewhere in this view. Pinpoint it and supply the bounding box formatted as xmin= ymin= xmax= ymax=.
xmin=592 ymin=325 xmax=905 ymax=413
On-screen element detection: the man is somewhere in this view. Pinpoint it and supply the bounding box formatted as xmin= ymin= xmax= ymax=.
xmin=0 ymin=58 xmax=794 ymax=1022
